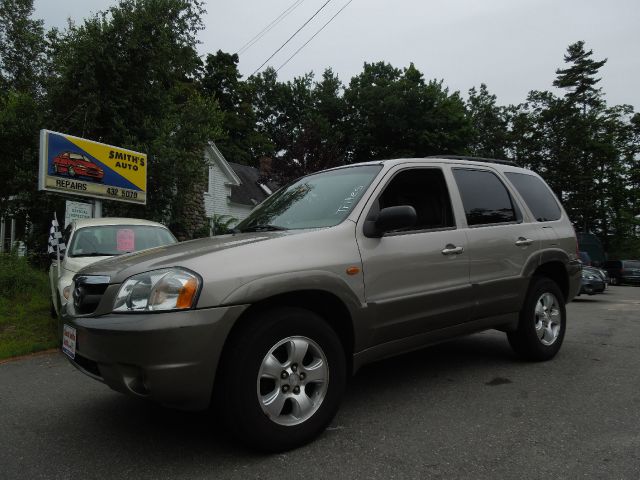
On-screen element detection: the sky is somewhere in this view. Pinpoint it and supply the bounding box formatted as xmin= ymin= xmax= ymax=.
xmin=34 ymin=0 xmax=640 ymax=109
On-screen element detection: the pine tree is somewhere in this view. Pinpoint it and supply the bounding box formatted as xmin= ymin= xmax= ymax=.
xmin=553 ymin=41 xmax=607 ymax=113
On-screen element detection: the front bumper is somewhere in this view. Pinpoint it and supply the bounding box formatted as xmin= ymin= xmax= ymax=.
xmin=62 ymin=304 xmax=248 ymax=411
xmin=580 ymin=278 xmax=605 ymax=295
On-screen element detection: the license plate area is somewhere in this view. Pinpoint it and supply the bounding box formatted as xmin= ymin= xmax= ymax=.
xmin=62 ymin=324 xmax=77 ymax=359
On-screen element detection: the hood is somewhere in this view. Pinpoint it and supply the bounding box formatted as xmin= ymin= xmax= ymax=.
xmin=63 ymin=254 xmax=115 ymax=273
xmin=78 ymin=230 xmax=297 ymax=283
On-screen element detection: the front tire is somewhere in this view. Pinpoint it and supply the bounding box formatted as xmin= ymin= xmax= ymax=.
xmin=508 ymin=276 xmax=566 ymax=361
xmin=216 ymin=307 xmax=347 ymax=452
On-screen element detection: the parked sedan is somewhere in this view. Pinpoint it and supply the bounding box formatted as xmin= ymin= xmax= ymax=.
xmin=52 ymin=151 xmax=105 ymax=182
xmin=593 ymin=266 xmax=610 ymax=285
xmin=49 ymin=218 xmax=177 ymax=317
xmin=578 ymin=266 xmax=606 ymax=296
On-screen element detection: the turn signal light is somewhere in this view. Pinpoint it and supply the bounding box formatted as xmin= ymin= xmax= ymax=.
xmin=176 ymin=277 xmax=199 ymax=309
xmin=346 ymin=266 xmax=360 ymax=276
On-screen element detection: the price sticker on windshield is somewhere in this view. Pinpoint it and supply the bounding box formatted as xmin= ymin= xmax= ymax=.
xmin=116 ymin=229 xmax=135 ymax=252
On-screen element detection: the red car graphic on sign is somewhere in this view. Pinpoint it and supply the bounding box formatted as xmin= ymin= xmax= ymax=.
xmin=52 ymin=151 xmax=104 ymax=182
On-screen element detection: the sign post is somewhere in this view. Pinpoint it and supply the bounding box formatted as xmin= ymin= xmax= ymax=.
xmin=94 ymin=200 xmax=102 ymax=218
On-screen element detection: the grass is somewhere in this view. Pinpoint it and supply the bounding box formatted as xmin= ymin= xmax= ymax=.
xmin=0 ymin=254 xmax=58 ymax=360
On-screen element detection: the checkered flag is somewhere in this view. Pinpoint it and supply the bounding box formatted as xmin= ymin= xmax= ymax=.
xmin=48 ymin=216 xmax=66 ymax=256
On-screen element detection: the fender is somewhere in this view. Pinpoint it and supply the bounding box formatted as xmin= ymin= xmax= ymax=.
xmin=522 ymin=247 xmax=579 ymax=301
xmin=221 ymin=269 xmax=365 ymax=321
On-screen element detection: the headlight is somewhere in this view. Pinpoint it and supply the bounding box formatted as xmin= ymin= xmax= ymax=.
xmin=113 ymin=268 xmax=200 ymax=313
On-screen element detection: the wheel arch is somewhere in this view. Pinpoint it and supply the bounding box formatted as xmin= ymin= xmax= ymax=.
xmin=219 ymin=289 xmax=356 ymax=376
xmin=532 ymin=261 xmax=569 ymax=301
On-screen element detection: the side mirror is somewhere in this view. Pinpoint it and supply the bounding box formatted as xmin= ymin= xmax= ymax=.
xmin=364 ymin=205 xmax=417 ymax=238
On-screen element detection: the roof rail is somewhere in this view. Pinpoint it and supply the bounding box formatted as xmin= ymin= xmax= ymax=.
xmin=427 ymin=155 xmax=518 ymax=167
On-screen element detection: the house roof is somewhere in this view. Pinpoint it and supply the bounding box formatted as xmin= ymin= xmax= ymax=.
xmin=205 ymin=142 xmax=241 ymax=186
xmin=228 ymin=162 xmax=278 ymax=206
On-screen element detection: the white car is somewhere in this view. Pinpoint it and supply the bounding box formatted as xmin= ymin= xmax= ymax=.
xmin=49 ymin=217 xmax=177 ymax=316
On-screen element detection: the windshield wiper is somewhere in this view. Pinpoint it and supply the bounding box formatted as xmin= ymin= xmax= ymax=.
xmin=239 ymin=224 xmax=288 ymax=232
xmin=71 ymin=253 xmax=113 ymax=257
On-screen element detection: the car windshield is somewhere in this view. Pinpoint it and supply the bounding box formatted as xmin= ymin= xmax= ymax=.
xmin=68 ymin=225 xmax=176 ymax=257
xmin=69 ymin=153 xmax=88 ymax=161
xmin=236 ymin=165 xmax=382 ymax=232
xmin=624 ymin=261 xmax=640 ymax=269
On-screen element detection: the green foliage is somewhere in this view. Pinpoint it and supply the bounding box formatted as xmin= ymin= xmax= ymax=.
xmin=0 ymin=0 xmax=53 ymax=235
xmin=0 ymin=0 xmax=47 ymax=93
xmin=608 ymin=233 xmax=640 ymax=259
xmin=466 ymin=84 xmax=510 ymax=158
xmin=45 ymin=0 xmax=223 ymax=238
xmin=344 ymin=62 xmax=471 ymax=163
xmin=511 ymin=42 xmax=639 ymax=251
xmin=255 ymin=68 xmax=349 ymax=181
xmin=210 ymin=214 xmax=238 ymax=235
xmin=0 ymin=90 xmax=42 ymax=212
xmin=1 ymin=2 xmax=638 ymax=261
xmin=0 ymin=254 xmax=57 ymax=359
xmin=553 ymin=41 xmax=607 ymax=111
xmin=0 ymin=252 xmax=48 ymax=297
xmin=201 ymin=50 xmax=273 ymax=165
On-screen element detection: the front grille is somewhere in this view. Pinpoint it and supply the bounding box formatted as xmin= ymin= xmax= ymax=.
xmin=73 ymin=275 xmax=110 ymax=315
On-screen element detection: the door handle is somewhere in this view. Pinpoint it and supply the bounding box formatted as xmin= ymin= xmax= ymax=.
xmin=441 ymin=244 xmax=464 ymax=255
xmin=515 ymin=237 xmax=533 ymax=247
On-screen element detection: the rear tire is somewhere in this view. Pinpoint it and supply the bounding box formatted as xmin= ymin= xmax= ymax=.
xmin=215 ymin=307 xmax=347 ymax=452
xmin=508 ymin=276 xmax=566 ymax=361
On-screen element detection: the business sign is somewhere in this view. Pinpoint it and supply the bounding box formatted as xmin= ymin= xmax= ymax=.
xmin=64 ymin=200 xmax=92 ymax=227
xmin=39 ymin=129 xmax=147 ymax=204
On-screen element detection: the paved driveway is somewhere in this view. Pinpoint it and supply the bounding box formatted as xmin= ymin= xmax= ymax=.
xmin=1 ymin=287 xmax=639 ymax=479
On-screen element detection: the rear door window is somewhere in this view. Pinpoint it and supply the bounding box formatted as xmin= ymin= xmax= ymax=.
xmin=505 ymin=172 xmax=561 ymax=222
xmin=452 ymin=168 xmax=520 ymax=226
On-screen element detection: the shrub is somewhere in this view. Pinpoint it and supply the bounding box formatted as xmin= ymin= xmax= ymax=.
xmin=0 ymin=253 xmax=49 ymax=299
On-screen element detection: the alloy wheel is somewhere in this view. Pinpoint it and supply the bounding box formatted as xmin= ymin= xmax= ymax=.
xmin=534 ymin=292 xmax=561 ymax=346
xmin=257 ymin=336 xmax=329 ymax=426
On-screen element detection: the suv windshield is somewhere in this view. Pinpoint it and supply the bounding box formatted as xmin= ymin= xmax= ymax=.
xmin=236 ymin=165 xmax=382 ymax=232
xmin=68 ymin=225 xmax=176 ymax=257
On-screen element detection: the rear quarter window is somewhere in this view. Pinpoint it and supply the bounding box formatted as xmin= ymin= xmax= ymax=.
xmin=505 ymin=172 xmax=561 ymax=222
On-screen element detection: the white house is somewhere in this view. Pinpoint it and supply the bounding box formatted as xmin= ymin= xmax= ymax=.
xmin=203 ymin=142 xmax=275 ymax=232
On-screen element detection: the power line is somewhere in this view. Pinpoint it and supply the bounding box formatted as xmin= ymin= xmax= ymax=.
xmin=276 ymin=0 xmax=355 ymax=73
xmin=251 ymin=0 xmax=333 ymax=77
xmin=236 ymin=0 xmax=306 ymax=55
